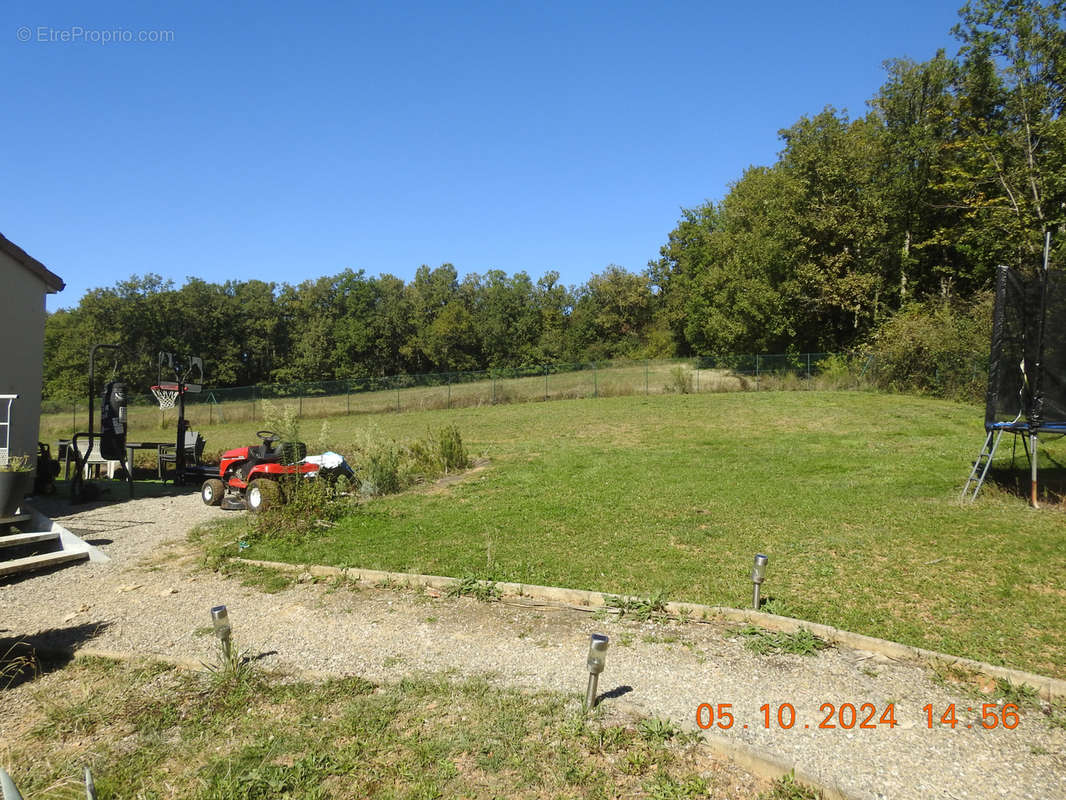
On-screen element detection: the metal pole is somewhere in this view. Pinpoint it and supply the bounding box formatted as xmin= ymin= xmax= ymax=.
xmin=645 ymin=361 xmax=649 ymax=395
xmin=593 ymin=363 xmax=598 ymax=398
xmin=347 ymin=381 xmax=351 ymax=415
xmin=544 ymin=365 xmax=549 ymax=401
xmin=1031 ymin=432 xmax=1039 ymax=508
xmin=585 ymin=673 xmax=599 ymax=710
xmin=447 ymin=374 xmax=451 ymax=409
xmin=176 ymin=382 xmax=186 ymax=485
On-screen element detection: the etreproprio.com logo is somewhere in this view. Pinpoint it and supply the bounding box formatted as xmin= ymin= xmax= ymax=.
xmin=16 ymin=25 xmax=175 ymax=44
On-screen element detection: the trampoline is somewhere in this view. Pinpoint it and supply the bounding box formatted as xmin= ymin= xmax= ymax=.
xmin=963 ymin=235 xmax=1066 ymax=505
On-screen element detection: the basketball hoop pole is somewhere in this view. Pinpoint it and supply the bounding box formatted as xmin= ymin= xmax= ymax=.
xmin=177 ymin=377 xmax=187 ymax=483
xmin=159 ymin=352 xmax=203 ymax=486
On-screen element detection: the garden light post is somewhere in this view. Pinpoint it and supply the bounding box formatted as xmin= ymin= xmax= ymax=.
xmin=211 ymin=605 xmax=232 ymax=661
xmin=751 ymin=554 xmax=769 ymax=610
xmin=584 ymin=633 xmax=609 ymax=711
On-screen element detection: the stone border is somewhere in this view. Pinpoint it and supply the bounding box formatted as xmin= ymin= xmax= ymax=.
xmin=235 ymin=557 xmax=1066 ymax=703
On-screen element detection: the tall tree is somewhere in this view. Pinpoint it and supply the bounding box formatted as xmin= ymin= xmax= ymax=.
xmin=871 ymin=51 xmax=965 ymax=301
xmin=950 ymin=0 xmax=1066 ymax=271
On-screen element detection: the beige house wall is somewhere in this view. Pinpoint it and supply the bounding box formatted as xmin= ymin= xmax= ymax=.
xmin=0 ymin=249 xmax=50 ymax=466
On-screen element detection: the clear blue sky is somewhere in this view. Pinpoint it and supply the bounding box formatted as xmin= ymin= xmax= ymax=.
xmin=2 ymin=0 xmax=965 ymax=312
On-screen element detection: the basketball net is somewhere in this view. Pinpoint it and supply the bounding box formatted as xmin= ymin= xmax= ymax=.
xmin=151 ymin=384 xmax=181 ymax=410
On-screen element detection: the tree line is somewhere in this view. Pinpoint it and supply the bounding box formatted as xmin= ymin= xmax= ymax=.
xmin=43 ymin=0 xmax=1065 ymax=401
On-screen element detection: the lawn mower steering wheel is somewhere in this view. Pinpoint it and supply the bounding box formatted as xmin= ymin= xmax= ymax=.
xmin=256 ymin=430 xmax=282 ymax=445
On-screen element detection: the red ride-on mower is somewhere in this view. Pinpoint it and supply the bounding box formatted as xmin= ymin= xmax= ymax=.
xmin=200 ymin=430 xmax=351 ymax=512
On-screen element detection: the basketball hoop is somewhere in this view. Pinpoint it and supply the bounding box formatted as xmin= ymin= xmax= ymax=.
xmin=151 ymin=383 xmax=182 ymax=410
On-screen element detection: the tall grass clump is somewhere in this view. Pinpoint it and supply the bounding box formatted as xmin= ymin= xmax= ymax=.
xmin=664 ymin=366 xmax=694 ymax=394
xmin=259 ymin=399 xmax=301 ymax=442
xmin=345 ymin=424 xmax=471 ymax=496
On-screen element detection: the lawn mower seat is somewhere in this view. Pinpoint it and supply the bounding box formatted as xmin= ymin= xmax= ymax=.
xmin=250 ymin=442 xmax=283 ymax=462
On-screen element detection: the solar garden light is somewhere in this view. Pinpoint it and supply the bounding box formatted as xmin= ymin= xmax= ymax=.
xmin=584 ymin=633 xmax=609 ymax=711
xmin=210 ymin=605 xmax=233 ymax=660
xmin=751 ymin=554 xmax=769 ymax=610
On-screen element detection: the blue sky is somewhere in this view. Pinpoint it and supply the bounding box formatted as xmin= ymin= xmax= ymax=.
xmin=3 ymin=1 xmax=965 ymax=311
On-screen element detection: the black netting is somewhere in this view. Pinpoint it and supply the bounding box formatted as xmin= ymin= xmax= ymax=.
xmin=985 ymin=266 xmax=1066 ymax=429
xmin=1037 ymin=269 xmax=1066 ymax=424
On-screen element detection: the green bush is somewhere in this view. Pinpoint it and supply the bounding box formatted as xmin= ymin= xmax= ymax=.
xmin=435 ymin=424 xmax=469 ymax=473
xmin=865 ymin=294 xmax=992 ymax=401
xmin=250 ymin=476 xmax=350 ymax=542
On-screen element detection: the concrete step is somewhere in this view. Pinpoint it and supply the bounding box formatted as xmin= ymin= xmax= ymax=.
xmin=0 ymin=513 xmax=32 ymax=527
xmin=0 ymin=531 xmax=60 ymax=549
xmin=0 ymin=550 xmax=89 ymax=578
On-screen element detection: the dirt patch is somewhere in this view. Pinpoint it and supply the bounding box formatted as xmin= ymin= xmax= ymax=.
xmin=423 ymin=457 xmax=492 ymax=494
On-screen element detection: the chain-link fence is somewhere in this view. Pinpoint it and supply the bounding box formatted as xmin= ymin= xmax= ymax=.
xmin=39 ymin=351 xmax=989 ymax=442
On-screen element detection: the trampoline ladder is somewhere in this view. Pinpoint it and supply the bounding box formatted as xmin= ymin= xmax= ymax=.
xmin=962 ymin=428 xmax=1005 ymax=502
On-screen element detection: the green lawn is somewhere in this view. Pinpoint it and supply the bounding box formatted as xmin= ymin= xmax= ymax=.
xmin=2 ymin=656 xmax=774 ymax=799
xmin=200 ymin=391 xmax=1065 ymax=678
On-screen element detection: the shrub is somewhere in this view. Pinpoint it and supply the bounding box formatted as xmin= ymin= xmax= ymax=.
xmin=435 ymin=424 xmax=468 ymax=473
xmin=812 ymin=353 xmax=858 ymax=390
xmin=865 ymin=294 xmax=992 ymax=401
xmin=364 ymin=443 xmax=403 ymax=496
xmin=250 ymin=476 xmax=350 ymax=542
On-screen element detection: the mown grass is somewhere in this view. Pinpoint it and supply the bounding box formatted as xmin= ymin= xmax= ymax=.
xmin=1 ymin=656 xmax=781 ymax=799
xmin=197 ymin=391 xmax=1066 ymax=679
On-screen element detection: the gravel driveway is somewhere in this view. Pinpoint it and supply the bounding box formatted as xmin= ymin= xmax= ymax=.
xmin=2 ymin=491 xmax=1065 ymax=800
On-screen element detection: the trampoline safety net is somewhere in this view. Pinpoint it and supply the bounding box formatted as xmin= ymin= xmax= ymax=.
xmin=985 ymin=265 xmax=1066 ymax=430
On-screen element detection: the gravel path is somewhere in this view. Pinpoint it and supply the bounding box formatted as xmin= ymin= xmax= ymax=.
xmin=2 ymin=492 xmax=1065 ymax=800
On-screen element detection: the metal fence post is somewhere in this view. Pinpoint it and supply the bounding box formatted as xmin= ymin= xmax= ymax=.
xmin=593 ymin=362 xmax=598 ymax=398
xmin=544 ymin=365 xmax=549 ymax=401
xmin=807 ymin=353 xmax=811 ymax=384
xmin=447 ymin=374 xmax=452 ymax=409
xmin=396 ymin=382 xmax=401 ymax=413
xmin=298 ymin=385 xmax=303 ymax=418
xmin=346 ymin=381 xmax=351 ymax=415
xmin=644 ymin=361 xmax=649 ymax=395
xmin=756 ymin=355 xmax=760 ymax=392
xmin=695 ymin=361 xmax=700 ymax=393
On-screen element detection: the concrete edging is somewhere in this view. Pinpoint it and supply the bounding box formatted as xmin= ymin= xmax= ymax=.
xmin=234 ymin=557 xmax=1066 ymax=702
